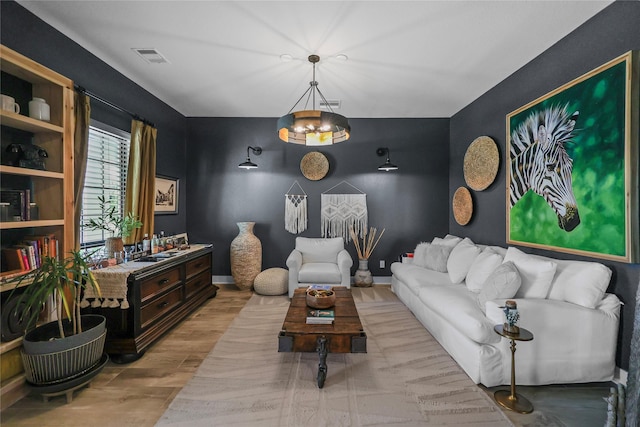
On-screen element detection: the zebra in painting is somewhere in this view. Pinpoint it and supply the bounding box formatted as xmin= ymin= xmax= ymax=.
xmin=509 ymin=104 xmax=581 ymax=231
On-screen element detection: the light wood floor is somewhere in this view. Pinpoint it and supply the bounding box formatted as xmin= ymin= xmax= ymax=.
xmin=0 ymin=284 xmax=611 ymax=426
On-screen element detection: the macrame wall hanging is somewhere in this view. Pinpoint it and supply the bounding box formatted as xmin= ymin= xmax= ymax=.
xmin=321 ymin=181 xmax=367 ymax=242
xmin=284 ymin=180 xmax=308 ymax=234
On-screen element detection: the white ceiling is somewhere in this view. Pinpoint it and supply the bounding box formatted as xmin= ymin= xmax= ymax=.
xmin=17 ymin=1 xmax=612 ymax=118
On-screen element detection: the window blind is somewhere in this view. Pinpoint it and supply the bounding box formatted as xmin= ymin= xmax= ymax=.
xmin=80 ymin=122 xmax=130 ymax=247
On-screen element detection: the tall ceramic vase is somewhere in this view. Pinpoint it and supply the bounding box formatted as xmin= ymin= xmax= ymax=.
xmin=230 ymin=222 xmax=262 ymax=290
xmin=354 ymin=259 xmax=373 ymax=287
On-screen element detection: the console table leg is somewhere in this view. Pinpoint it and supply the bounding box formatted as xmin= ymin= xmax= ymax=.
xmin=317 ymin=336 xmax=328 ymax=388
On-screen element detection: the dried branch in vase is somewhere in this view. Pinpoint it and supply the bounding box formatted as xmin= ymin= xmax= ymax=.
xmin=349 ymin=225 xmax=385 ymax=260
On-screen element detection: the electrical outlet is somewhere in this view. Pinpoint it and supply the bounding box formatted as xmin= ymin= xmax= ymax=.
xmin=379 ymin=260 xmax=385 ymax=269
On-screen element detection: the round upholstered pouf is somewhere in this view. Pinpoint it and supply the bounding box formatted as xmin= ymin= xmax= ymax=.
xmin=253 ymin=268 xmax=288 ymax=296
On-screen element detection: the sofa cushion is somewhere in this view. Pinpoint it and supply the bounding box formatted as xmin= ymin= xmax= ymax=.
xmin=465 ymin=248 xmax=504 ymax=292
xmin=390 ymin=262 xmax=453 ymax=295
xmin=298 ymin=262 xmax=342 ymax=283
xmin=503 ymin=247 xmax=557 ymax=299
xmin=432 ymin=236 xmax=462 ymax=247
xmin=476 ymin=261 xmax=521 ymax=312
xmin=425 ymin=244 xmax=453 ymax=272
xmin=447 ymin=237 xmax=481 ymax=283
xmin=296 ymin=237 xmax=343 ymax=264
xmin=413 ymin=242 xmax=430 ymax=268
xmin=546 ymin=259 xmax=612 ymax=309
xmin=418 ymin=284 xmax=501 ymax=344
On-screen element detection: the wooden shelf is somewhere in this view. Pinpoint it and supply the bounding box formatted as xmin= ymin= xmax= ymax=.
xmin=0 ymin=110 xmax=63 ymax=134
xmin=0 ymin=165 xmax=64 ymax=179
xmin=0 ymin=337 xmax=23 ymax=355
xmin=1 ymin=44 xmax=73 ymax=409
xmin=0 ymin=373 xmax=27 ymax=411
xmin=0 ymin=275 xmax=33 ymax=294
xmin=0 ymin=219 xmax=64 ymax=230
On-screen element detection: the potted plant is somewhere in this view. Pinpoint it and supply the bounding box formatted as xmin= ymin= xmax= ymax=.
xmin=84 ymin=195 xmax=142 ymax=257
xmin=10 ymin=250 xmax=107 ymax=385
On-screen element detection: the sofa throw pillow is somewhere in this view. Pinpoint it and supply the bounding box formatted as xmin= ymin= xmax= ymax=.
xmin=503 ymin=247 xmax=557 ymax=299
xmin=465 ymin=248 xmax=504 ymax=292
xmin=432 ymin=236 xmax=462 ymax=248
xmin=412 ymin=242 xmax=430 ymax=268
xmin=547 ymin=259 xmax=612 ymax=309
xmin=447 ymin=238 xmax=481 ymax=283
xmin=425 ymin=244 xmax=453 ymax=273
xmin=476 ymin=261 xmax=522 ymax=313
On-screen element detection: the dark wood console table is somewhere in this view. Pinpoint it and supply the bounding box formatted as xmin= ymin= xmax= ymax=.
xmin=84 ymin=244 xmax=217 ymax=362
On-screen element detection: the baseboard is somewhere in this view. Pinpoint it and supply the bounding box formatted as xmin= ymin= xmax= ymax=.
xmin=614 ymin=367 xmax=628 ymax=386
xmin=211 ymin=275 xmax=234 ymax=284
xmin=213 ymin=275 xmax=393 ymax=286
xmin=371 ymin=276 xmax=392 ymax=285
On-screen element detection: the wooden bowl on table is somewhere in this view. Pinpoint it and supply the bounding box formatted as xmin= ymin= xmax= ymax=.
xmin=306 ymin=288 xmax=336 ymax=309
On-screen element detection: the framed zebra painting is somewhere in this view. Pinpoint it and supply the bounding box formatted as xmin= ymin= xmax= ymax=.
xmin=506 ymin=51 xmax=638 ymax=263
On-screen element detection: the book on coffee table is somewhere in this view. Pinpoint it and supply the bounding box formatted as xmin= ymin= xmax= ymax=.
xmin=306 ymin=309 xmax=335 ymax=324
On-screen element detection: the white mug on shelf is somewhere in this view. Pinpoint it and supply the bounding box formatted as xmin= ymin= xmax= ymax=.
xmin=28 ymin=97 xmax=50 ymax=122
xmin=1 ymin=94 xmax=20 ymax=114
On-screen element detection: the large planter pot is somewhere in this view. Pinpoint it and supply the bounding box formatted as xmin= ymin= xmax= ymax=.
xmin=21 ymin=314 xmax=106 ymax=385
xmin=230 ymin=222 xmax=262 ymax=290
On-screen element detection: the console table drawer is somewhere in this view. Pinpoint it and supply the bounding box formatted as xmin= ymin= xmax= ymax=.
xmin=185 ymin=270 xmax=211 ymax=299
xmin=186 ymin=253 xmax=211 ymax=278
xmin=140 ymin=286 xmax=182 ymax=329
xmin=140 ymin=267 xmax=181 ymax=302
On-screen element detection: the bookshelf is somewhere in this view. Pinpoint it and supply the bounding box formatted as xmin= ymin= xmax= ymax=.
xmin=0 ymin=44 xmax=74 ymax=410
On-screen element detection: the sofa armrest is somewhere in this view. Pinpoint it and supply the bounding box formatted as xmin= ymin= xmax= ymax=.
xmin=337 ymin=249 xmax=353 ymax=287
xmin=486 ymin=296 xmax=620 ymax=384
xmin=286 ymin=249 xmax=302 ymax=270
xmin=286 ymin=250 xmax=302 ymax=297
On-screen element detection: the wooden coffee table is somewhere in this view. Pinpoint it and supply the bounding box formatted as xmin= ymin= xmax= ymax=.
xmin=278 ymin=287 xmax=367 ymax=388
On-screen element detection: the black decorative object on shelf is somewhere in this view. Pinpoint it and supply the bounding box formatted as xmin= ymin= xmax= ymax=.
xmin=5 ymin=143 xmax=48 ymax=170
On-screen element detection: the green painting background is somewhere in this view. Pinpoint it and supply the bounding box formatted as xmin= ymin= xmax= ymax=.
xmin=508 ymin=60 xmax=627 ymax=257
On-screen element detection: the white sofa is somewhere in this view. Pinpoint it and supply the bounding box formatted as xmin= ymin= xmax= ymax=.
xmin=390 ymin=235 xmax=621 ymax=388
xmin=286 ymin=237 xmax=353 ymax=298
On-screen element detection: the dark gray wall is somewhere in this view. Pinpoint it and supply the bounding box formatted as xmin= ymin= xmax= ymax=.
xmin=0 ymin=1 xmax=188 ymax=236
xmin=450 ymin=1 xmax=640 ymax=370
xmin=186 ymin=117 xmax=450 ymax=276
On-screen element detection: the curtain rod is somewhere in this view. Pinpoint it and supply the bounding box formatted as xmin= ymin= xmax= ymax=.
xmin=74 ymin=84 xmax=155 ymax=128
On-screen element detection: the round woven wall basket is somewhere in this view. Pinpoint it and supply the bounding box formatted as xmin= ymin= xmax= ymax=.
xmin=300 ymin=151 xmax=329 ymax=181
xmin=453 ymin=186 xmax=473 ymax=226
xmin=463 ymin=136 xmax=499 ymax=191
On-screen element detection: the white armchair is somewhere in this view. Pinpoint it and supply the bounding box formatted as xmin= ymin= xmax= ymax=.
xmin=286 ymin=237 xmax=353 ymax=298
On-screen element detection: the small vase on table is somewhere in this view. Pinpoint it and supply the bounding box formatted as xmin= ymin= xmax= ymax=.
xmin=354 ymin=259 xmax=373 ymax=287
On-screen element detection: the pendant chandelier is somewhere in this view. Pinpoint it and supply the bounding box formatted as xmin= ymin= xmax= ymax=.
xmin=277 ymin=55 xmax=350 ymax=146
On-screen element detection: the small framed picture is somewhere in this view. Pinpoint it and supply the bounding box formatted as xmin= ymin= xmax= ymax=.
xmin=154 ymin=175 xmax=179 ymax=215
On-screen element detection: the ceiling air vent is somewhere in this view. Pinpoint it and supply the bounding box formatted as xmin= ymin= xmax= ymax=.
xmin=132 ymin=48 xmax=170 ymax=64
xmin=320 ymin=100 xmax=341 ymax=109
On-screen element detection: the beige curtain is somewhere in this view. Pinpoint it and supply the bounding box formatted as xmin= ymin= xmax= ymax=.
xmin=73 ymin=92 xmax=91 ymax=250
xmin=124 ymin=119 xmax=157 ymax=245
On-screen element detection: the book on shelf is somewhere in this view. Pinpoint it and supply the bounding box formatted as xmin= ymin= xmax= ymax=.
xmin=0 ymin=188 xmax=31 ymax=221
xmin=2 ymin=247 xmax=27 ymax=271
xmin=306 ymin=308 xmax=335 ymax=324
xmin=0 ymin=235 xmax=59 ymax=278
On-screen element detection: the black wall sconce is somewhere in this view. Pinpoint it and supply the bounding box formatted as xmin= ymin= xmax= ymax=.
xmin=238 ymin=146 xmax=262 ymax=169
xmin=376 ymin=147 xmax=398 ymax=171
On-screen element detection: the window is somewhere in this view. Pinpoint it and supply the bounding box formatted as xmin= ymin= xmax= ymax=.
xmin=80 ymin=120 xmax=130 ymax=247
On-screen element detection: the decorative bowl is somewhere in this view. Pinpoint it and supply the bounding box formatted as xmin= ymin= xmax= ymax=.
xmin=306 ymin=288 xmax=336 ymax=309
